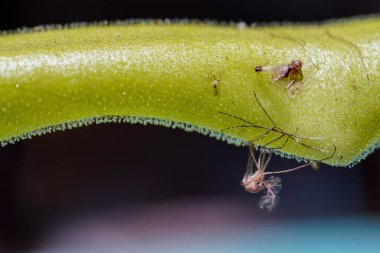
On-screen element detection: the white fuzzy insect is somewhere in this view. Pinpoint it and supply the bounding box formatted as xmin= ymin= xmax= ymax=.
xmin=241 ymin=148 xmax=282 ymax=211
xmin=241 ymin=145 xmax=335 ymax=212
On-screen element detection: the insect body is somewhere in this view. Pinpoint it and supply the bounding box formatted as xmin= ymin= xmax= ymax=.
xmin=212 ymin=76 xmax=220 ymax=95
xmin=255 ymin=60 xmax=303 ymax=98
xmin=242 ymin=145 xmax=336 ymax=212
xmin=242 ymin=147 xmax=281 ymax=211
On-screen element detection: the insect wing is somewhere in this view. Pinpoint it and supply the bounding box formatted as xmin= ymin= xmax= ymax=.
xmin=257 ymin=64 xmax=289 ymax=82
xmin=287 ymin=80 xmax=304 ymax=98
xmin=266 ymin=176 xmax=282 ymax=194
xmin=272 ymin=65 xmax=290 ymax=81
xmin=258 ymin=176 xmax=282 ymax=212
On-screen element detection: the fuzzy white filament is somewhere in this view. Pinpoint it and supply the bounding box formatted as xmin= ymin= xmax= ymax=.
xmin=258 ymin=176 xmax=282 ymax=212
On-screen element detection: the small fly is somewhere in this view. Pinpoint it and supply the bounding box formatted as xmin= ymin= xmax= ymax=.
xmin=242 ymin=144 xmax=336 ymax=212
xmin=212 ymin=75 xmax=220 ymax=95
xmin=255 ymin=60 xmax=303 ymax=98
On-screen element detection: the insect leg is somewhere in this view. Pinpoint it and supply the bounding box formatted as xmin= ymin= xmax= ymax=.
xmin=248 ymin=144 xmax=258 ymax=170
xmin=271 ymin=134 xmax=291 ymax=150
xmin=252 ymin=92 xmax=326 ymax=152
xmin=262 ymin=133 xmax=286 ymax=148
xmin=263 ymin=162 xmax=313 ymax=175
xmin=288 ymin=136 xmax=328 ymax=153
xmin=248 ymin=127 xmax=275 ymax=144
xmin=262 ymin=151 xmax=272 ymax=171
xmin=264 ymin=144 xmax=337 ymax=176
xmin=220 ymin=98 xmax=327 ymax=154
xmin=286 ymin=79 xmax=296 ymax=90
xmin=253 ymin=91 xmax=276 ymax=127
xmin=221 ymin=125 xmax=259 ymax=132
xmin=219 ymin=112 xmax=264 ymax=129
xmin=318 ymin=144 xmax=337 ymax=162
xmin=243 ymin=149 xmax=255 ymax=182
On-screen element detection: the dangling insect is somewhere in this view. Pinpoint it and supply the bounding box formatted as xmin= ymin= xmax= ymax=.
xmin=242 ymin=144 xmax=336 ymax=212
xmin=255 ymin=60 xmax=303 ymax=98
xmin=242 ymin=147 xmax=281 ymax=211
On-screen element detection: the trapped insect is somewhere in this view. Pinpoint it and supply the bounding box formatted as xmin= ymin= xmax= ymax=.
xmin=255 ymin=60 xmax=303 ymax=98
xmin=242 ymin=144 xmax=336 ymax=212
xmin=242 ymin=147 xmax=281 ymax=211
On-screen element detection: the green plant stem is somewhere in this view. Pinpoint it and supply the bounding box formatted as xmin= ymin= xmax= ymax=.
xmin=1 ymin=18 xmax=380 ymax=166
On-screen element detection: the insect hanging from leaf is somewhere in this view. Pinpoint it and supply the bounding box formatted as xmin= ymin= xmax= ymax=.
xmin=242 ymin=144 xmax=336 ymax=212
xmin=255 ymin=60 xmax=304 ymax=98
xmin=242 ymin=147 xmax=281 ymax=211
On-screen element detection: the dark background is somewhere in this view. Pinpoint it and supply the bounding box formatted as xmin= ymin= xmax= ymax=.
xmin=0 ymin=1 xmax=380 ymax=252
xmin=1 ymin=0 xmax=380 ymax=30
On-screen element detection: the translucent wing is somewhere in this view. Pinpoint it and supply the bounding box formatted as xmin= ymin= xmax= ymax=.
xmin=258 ymin=176 xmax=282 ymax=212
xmin=256 ymin=64 xmax=289 ymax=81
xmin=287 ymin=80 xmax=303 ymax=98
xmin=272 ymin=65 xmax=290 ymax=81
